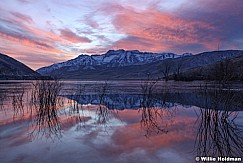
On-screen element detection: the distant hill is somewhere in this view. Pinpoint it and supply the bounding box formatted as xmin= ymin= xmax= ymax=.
xmin=178 ymin=55 xmax=243 ymax=81
xmin=37 ymin=50 xmax=243 ymax=80
xmin=0 ymin=53 xmax=49 ymax=80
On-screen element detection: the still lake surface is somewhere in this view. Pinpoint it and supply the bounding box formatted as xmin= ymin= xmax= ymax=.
xmin=0 ymin=80 xmax=243 ymax=163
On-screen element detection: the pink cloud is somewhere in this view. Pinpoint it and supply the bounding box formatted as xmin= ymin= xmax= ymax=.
xmin=0 ymin=16 xmax=78 ymax=69
xmin=107 ymin=5 xmax=215 ymax=53
xmin=84 ymin=16 xmax=99 ymax=29
xmin=60 ymin=28 xmax=91 ymax=43
xmin=0 ymin=24 xmax=73 ymax=69
xmin=11 ymin=12 xmax=34 ymax=24
xmin=0 ymin=37 xmax=69 ymax=70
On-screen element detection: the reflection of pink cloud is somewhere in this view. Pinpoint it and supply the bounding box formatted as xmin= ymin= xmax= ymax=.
xmin=60 ymin=28 xmax=91 ymax=43
xmin=9 ymin=132 xmax=31 ymax=147
xmin=95 ymin=108 xmax=197 ymax=157
xmin=61 ymin=116 xmax=91 ymax=131
xmin=118 ymin=109 xmax=140 ymax=123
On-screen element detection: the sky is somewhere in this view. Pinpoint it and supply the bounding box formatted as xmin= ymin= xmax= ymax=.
xmin=0 ymin=0 xmax=243 ymax=70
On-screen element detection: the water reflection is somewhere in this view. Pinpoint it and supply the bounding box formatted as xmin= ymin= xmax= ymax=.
xmin=68 ymin=84 xmax=85 ymax=114
xmin=0 ymin=80 xmax=243 ymax=162
xmin=29 ymin=80 xmax=63 ymax=139
xmin=194 ymin=85 xmax=243 ymax=157
xmin=65 ymin=84 xmax=86 ymax=130
xmin=95 ymin=81 xmax=113 ymax=125
xmin=139 ymin=79 xmax=174 ymax=136
xmin=11 ymin=86 xmax=25 ymax=120
xmin=66 ymin=82 xmax=116 ymax=126
xmin=0 ymin=89 xmax=7 ymax=112
xmin=195 ymin=108 xmax=243 ymax=157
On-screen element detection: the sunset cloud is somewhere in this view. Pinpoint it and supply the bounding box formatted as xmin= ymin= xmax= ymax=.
xmin=60 ymin=28 xmax=91 ymax=43
xmin=0 ymin=28 xmax=53 ymax=50
xmin=104 ymin=4 xmax=217 ymax=53
xmin=11 ymin=12 xmax=34 ymax=24
xmin=0 ymin=14 xmax=74 ymax=69
xmin=0 ymin=0 xmax=242 ymax=69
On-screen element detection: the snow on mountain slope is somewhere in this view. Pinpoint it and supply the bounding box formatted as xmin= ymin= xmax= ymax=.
xmin=37 ymin=49 xmax=184 ymax=74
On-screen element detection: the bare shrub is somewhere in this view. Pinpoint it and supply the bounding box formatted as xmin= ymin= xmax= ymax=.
xmin=139 ymin=74 xmax=170 ymax=137
xmin=194 ymin=84 xmax=243 ymax=157
xmin=161 ymin=61 xmax=172 ymax=81
xmin=30 ymin=80 xmax=63 ymax=139
xmin=0 ymin=90 xmax=7 ymax=112
xmin=95 ymin=81 xmax=112 ymax=124
xmin=12 ymin=85 xmax=25 ymax=120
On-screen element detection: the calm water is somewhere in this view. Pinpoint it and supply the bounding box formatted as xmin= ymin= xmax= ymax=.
xmin=0 ymin=80 xmax=243 ymax=163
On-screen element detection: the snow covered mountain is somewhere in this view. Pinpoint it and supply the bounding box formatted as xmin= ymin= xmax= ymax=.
xmin=37 ymin=49 xmax=187 ymax=74
xmin=36 ymin=50 xmax=243 ymax=80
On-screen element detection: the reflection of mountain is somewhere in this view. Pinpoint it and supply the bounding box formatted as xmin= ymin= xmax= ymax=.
xmin=65 ymin=94 xmax=175 ymax=110
xmin=64 ymin=91 xmax=243 ymax=111
xmin=159 ymin=91 xmax=243 ymax=111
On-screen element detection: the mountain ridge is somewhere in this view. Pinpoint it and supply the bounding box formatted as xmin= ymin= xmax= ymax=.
xmin=0 ymin=53 xmax=50 ymax=80
xmin=36 ymin=50 xmax=243 ymax=80
xmin=37 ymin=49 xmax=191 ymax=75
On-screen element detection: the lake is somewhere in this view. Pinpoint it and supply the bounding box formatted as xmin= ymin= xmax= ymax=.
xmin=0 ymin=80 xmax=243 ymax=163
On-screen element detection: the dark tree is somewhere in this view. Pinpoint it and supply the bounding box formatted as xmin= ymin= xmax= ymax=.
xmin=173 ymin=61 xmax=184 ymax=81
xmin=161 ymin=61 xmax=172 ymax=81
xmin=213 ymin=59 xmax=235 ymax=85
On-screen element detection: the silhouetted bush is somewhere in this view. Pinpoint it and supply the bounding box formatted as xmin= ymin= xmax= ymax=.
xmin=30 ymin=80 xmax=63 ymax=139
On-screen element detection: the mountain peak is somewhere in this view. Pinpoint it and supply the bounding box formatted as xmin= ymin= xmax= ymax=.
xmin=105 ymin=49 xmax=142 ymax=55
xmin=36 ymin=50 xmax=243 ymax=80
xmin=106 ymin=49 xmax=125 ymax=54
xmin=37 ymin=50 xmax=180 ymax=75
